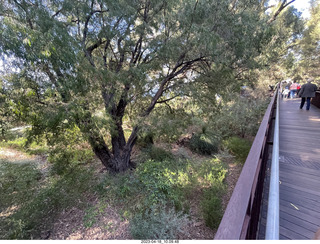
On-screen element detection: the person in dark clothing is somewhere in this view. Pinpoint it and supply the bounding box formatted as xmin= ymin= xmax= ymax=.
xmin=298 ymin=80 xmax=318 ymax=110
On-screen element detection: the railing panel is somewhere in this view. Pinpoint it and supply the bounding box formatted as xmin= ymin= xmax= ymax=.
xmin=311 ymin=90 xmax=320 ymax=108
xmin=214 ymin=89 xmax=278 ymax=240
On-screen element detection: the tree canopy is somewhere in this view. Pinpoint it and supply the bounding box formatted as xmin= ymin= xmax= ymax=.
xmin=0 ymin=0 xmax=302 ymax=172
xmin=295 ymin=0 xmax=320 ymax=79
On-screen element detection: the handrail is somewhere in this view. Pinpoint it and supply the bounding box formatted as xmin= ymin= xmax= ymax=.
xmin=265 ymin=86 xmax=280 ymax=239
xmin=215 ymin=86 xmax=278 ymax=240
xmin=311 ymin=90 xmax=320 ymax=108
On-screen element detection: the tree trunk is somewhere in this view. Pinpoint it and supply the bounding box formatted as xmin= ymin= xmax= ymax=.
xmin=88 ymin=135 xmax=112 ymax=169
xmin=87 ymin=130 xmax=137 ymax=173
xmin=109 ymin=145 xmax=136 ymax=172
xmin=108 ymin=125 xmax=137 ymax=172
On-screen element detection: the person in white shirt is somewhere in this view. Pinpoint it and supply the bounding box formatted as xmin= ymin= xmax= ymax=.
xmin=282 ymin=87 xmax=290 ymax=98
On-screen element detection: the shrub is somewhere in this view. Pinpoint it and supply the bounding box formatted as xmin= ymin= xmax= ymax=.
xmin=136 ymin=160 xmax=182 ymax=207
xmin=197 ymin=158 xmax=227 ymax=229
xmin=48 ymin=146 xmax=94 ymax=175
xmin=139 ymin=146 xmax=174 ymax=162
xmin=223 ymin=136 xmax=252 ymax=164
xmin=216 ymin=96 xmax=268 ymax=138
xmin=130 ymin=205 xmax=189 ymax=239
xmin=189 ymin=133 xmax=219 ymax=155
xmin=200 ymin=189 xmax=224 ymax=229
xmin=136 ymin=131 xmax=154 ymax=148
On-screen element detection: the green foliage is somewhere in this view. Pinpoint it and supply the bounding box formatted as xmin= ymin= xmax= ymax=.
xmin=0 ymin=161 xmax=42 ymax=212
xmin=48 ymin=146 xmax=94 ymax=175
xmin=210 ymin=95 xmax=269 ymax=139
xmin=223 ymin=137 xmax=252 ymax=164
xmin=139 ymin=146 xmax=175 ymax=162
xmin=200 ymin=190 xmax=224 ymax=229
xmin=130 ymin=205 xmax=189 ymax=240
xmin=189 ymin=133 xmax=220 ymax=155
xmin=136 ymin=131 xmax=154 ymax=148
xmin=298 ymin=1 xmax=320 ymax=78
xmin=83 ymin=206 xmax=99 ymax=228
xmin=196 ymin=159 xmax=227 ymax=187
xmin=0 ymin=154 xmax=97 ymax=239
xmin=141 ymin=101 xmax=194 ymax=144
xmin=0 ymin=127 xmax=50 ymax=156
xmin=97 ymin=156 xmax=227 ymax=233
xmin=3 ymin=137 xmax=28 ymax=150
xmin=0 ymin=0 xmax=293 ymax=171
xmin=136 ymin=160 xmax=188 ymax=209
xmin=196 ymin=158 xmax=227 ymax=229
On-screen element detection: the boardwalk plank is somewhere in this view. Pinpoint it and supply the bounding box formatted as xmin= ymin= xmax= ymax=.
xmin=279 ymin=219 xmax=314 ymax=239
xmin=279 ymin=226 xmax=309 ymax=240
xmin=279 ymin=204 xmax=320 ymax=225
xmin=280 ymin=172 xmax=320 ymax=190
xmin=280 ymin=211 xmax=319 ymax=232
xmin=281 ymin=161 xmax=320 ymax=174
xmin=280 ymin=198 xmax=320 ymax=219
xmin=280 ymin=191 xmax=320 ymax=212
xmin=256 ymin=98 xmax=320 ymax=240
xmin=277 ymin=99 xmax=320 ymax=240
xmin=280 ymin=184 xmax=320 ymax=202
xmin=280 ymin=178 xmax=320 ymax=197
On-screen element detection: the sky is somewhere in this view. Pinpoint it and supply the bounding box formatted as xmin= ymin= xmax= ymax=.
xmin=290 ymin=0 xmax=311 ymax=18
xmin=269 ymin=0 xmax=311 ymax=18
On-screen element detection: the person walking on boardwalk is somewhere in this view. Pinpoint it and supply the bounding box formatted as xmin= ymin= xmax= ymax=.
xmin=289 ymin=81 xmax=299 ymax=98
xmin=298 ymin=79 xmax=318 ymax=110
xmin=282 ymin=86 xmax=290 ymax=98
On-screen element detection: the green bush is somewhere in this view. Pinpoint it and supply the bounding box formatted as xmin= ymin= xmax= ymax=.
xmin=136 ymin=131 xmax=154 ymax=148
xmin=48 ymin=147 xmax=94 ymax=175
xmin=223 ymin=136 xmax=252 ymax=164
xmin=97 ymin=154 xmax=228 ymax=234
xmin=189 ymin=133 xmax=219 ymax=155
xmin=130 ymin=205 xmax=188 ymax=239
xmin=197 ymin=158 xmax=227 ymax=229
xmin=201 ymin=189 xmax=224 ymax=229
xmin=139 ymin=146 xmax=174 ymax=162
xmin=209 ymin=96 xmax=269 ymax=139
xmin=136 ymin=160 xmax=187 ymax=209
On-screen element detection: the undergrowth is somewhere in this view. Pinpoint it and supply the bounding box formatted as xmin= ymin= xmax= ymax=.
xmin=223 ymin=136 xmax=252 ymax=164
xmin=0 ymin=157 xmax=97 ymax=239
xmin=97 ymin=146 xmax=228 ymax=239
xmin=0 ymin=128 xmax=242 ymax=240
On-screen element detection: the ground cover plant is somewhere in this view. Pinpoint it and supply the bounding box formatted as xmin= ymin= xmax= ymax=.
xmin=0 ymin=127 xmax=230 ymax=239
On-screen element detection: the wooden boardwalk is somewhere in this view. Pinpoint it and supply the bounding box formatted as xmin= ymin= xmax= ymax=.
xmin=258 ymin=97 xmax=320 ymax=239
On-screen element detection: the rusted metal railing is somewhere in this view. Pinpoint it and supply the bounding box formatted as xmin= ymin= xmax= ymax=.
xmin=215 ymin=86 xmax=279 ymax=240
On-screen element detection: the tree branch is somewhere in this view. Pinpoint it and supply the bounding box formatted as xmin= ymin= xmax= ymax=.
xmin=86 ymin=38 xmax=107 ymax=55
xmin=141 ymin=55 xmax=205 ymax=117
xmin=52 ymin=8 xmax=63 ymax=18
xmin=156 ymin=95 xmax=180 ymax=104
xmin=268 ymin=0 xmax=296 ymax=24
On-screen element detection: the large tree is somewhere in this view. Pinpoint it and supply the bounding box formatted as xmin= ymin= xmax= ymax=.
xmin=0 ymin=0 xmax=295 ymax=172
xmin=296 ymin=0 xmax=320 ymax=79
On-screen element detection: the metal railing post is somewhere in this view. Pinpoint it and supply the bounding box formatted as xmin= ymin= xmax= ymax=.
xmin=265 ymin=86 xmax=280 ymax=239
